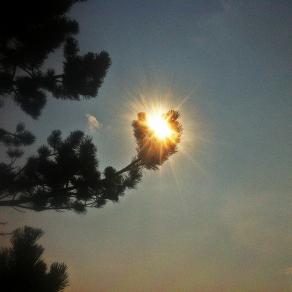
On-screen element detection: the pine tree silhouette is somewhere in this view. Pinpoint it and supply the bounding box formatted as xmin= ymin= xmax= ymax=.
xmin=0 ymin=0 xmax=110 ymax=118
xmin=0 ymin=226 xmax=68 ymax=292
xmin=0 ymin=0 xmax=182 ymax=212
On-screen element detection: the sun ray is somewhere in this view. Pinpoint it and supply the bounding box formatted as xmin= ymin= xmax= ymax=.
xmin=110 ymin=82 xmax=208 ymax=185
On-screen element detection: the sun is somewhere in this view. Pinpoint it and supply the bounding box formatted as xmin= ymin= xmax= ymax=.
xmin=146 ymin=112 xmax=173 ymax=140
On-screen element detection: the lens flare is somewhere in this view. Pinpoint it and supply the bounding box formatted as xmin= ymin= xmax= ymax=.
xmin=147 ymin=112 xmax=173 ymax=140
xmin=122 ymin=88 xmax=202 ymax=173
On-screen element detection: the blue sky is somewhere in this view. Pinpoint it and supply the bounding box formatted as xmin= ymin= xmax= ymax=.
xmin=1 ymin=0 xmax=292 ymax=291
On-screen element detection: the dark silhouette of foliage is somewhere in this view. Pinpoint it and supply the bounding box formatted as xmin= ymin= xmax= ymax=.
xmin=0 ymin=0 xmax=110 ymax=118
xmin=0 ymin=112 xmax=182 ymax=211
xmin=0 ymin=130 xmax=143 ymax=211
xmin=0 ymin=0 xmax=182 ymax=212
xmin=132 ymin=110 xmax=182 ymax=169
xmin=0 ymin=123 xmax=35 ymax=147
xmin=0 ymin=226 xmax=68 ymax=292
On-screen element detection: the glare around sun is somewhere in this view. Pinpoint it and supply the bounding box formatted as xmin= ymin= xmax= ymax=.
xmin=147 ymin=113 xmax=173 ymax=140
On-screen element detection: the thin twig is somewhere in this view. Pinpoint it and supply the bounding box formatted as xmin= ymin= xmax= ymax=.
xmin=0 ymin=232 xmax=13 ymax=236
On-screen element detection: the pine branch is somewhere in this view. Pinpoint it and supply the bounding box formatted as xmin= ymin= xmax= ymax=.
xmin=54 ymin=74 xmax=64 ymax=79
xmin=0 ymin=231 xmax=13 ymax=236
xmin=115 ymin=157 xmax=142 ymax=175
xmin=19 ymin=65 xmax=33 ymax=78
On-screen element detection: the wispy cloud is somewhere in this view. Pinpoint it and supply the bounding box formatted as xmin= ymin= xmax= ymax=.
xmin=86 ymin=114 xmax=101 ymax=132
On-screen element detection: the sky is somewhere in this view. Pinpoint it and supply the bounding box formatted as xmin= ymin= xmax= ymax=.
xmin=1 ymin=0 xmax=292 ymax=291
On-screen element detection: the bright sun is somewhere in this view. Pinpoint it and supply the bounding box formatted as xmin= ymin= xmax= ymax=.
xmin=147 ymin=113 xmax=173 ymax=140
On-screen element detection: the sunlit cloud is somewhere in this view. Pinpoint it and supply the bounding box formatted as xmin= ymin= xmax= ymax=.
xmin=86 ymin=114 xmax=101 ymax=132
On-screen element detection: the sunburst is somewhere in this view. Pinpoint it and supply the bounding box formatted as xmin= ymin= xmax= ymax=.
xmin=146 ymin=111 xmax=174 ymax=140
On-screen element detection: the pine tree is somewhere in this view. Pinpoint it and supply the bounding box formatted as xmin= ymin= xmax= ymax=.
xmin=0 ymin=0 xmax=182 ymax=212
xmin=0 ymin=0 xmax=110 ymax=118
xmin=0 ymin=226 xmax=68 ymax=292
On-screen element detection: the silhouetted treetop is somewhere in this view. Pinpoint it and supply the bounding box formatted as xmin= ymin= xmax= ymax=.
xmin=0 ymin=0 xmax=110 ymax=118
xmin=0 ymin=130 xmax=142 ymax=212
xmin=0 ymin=123 xmax=35 ymax=147
xmin=0 ymin=0 xmax=182 ymax=213
xmin=0 ymin=109 xmax=182 ymax=212
xmin=0 ymin=123 xmax=35 ymax=164
xmin=0 ymin=226 xmax=68 ymax=292
xmin=0 ymin=0 xmax=81 ymax=68
xmin=132 ymin=110 xmax=182 ymax=169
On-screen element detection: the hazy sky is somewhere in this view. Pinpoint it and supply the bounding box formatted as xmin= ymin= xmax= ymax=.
xmin=1 ymin=0 xmax=292 ymax=291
